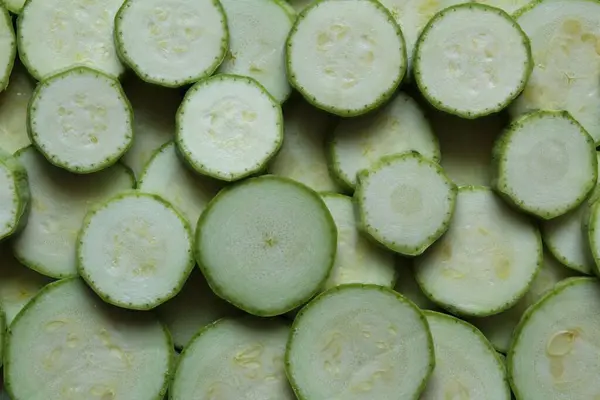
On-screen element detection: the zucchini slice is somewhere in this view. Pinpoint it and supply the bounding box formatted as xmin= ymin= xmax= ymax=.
xmin=475 ymin=0 xmax=535 ymax=14
xmin=0 ymin=149 xmax=29 ymax=241
xmin=0 ymin=5 xmax=15 ymax=92
xmin=394 ymin=256 xmax=439 ymax=311
xmin=0 ymin=62 xmax=35 ymax=154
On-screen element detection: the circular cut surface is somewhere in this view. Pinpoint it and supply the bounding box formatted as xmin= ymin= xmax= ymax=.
xmin=177 ymin=75 xmax=282 ymax=181
xmin=5 ymin=278 xmax=172 ymax=400
xmin=171 ymin=317 xmax=294 ymax=400
xmin=286 ymin=285 xmax=434 ymax=400
xmin=78 ymin=192 xmax=194 ymax=310
xmin=509 ymin=278 xmax=600 ymax=400
xmin=415 ymin=4 xmax=531 ymax=118
xmin=18 ymin=0 xmax=125 ymax=79
xmin=29 ymin=68 xmax=133 ymax=173
xmin=115 ymin=0 xmax=228 ymax=87
xmin=196 ymin=176 xmax=336 ymax=316
xmin=287 ymin=0 xmax=405 ymax=116
xmin=415 ymin=187 xmax=542 ymax=316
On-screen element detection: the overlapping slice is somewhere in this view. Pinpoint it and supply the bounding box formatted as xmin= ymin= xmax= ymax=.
xmin=0 ymin=149 xmax=29 ymax=241
xmin=0 ymin=63 xmax=35 ymax=153
xmin=0 ymin=5 xmax=15 ymax=92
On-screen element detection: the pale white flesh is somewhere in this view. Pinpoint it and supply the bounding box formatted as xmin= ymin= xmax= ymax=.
xmin=512 ymin=0 xmax=600 ymax=143
xmin=509 ymin=278 xmax=600 ymax=400
xmin=357 ymin=153 xmax=455 ymax=256
xmin=288 ymin=0 xmax=405 ymax=115
xmin=0 ymin=63 xmax=35 ymax=153
xmin=287 ymin=285 xmax=433 ymax=400
xmin=177 ymin=76 xmax=282 ymax=181
xmin=331 ymin=92 xmax=439 ymax=189
xmin=394 ymin=257 xmax=439 ymax=311
xmin=78 ymin=193 xmax=193 ymax=309
xmin=18 ymin=0 xmax=125 ymax=79
xmin=0 ymin=7 xmax=14 ymax=90
xmin=421 ymin=312 xmax=510 ymax=400
xmin=5 ymin=278 xmax=172 ymax=400
xmin=416 ymin=5 xmax=530 ymax=116
xmin=219 ymin=0 xmax=293 ymax=102
xmin=116 ymin=0 xmax=227 ymax=86
xmin=139 ymin=142 xmax=221 ymax=226
xmin=11 ymin=147 xmax=134 ymax=278
xmin=471 ymin=252 xmax=575 ymax=353
xmin=496 ymin=112 xmax=596 ymax=219
xmin=268 ymin=98 xmax=340 ymax=192
xmin=0 ymin=159 xmax=20 ymax=239
xmin=321 ymin=194 xmax=396 ymax=290
xmin=197 ymin=176 xmax=335 ymax=316
xmin=475 ymin=0 xmax=535 ymax=14
xmin=415 ymin=187 xmax=541 ymax=316
xmin=29 ymin=69 xmax=132 ymax=173
xmin=172 ymin=317 xmax=294 ymax=400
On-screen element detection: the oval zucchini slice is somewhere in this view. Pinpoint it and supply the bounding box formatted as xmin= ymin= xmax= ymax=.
xmin=0 ymin=149 xmax=29 ymax=241
xmin=0 ymin=63 xmax=35 ymax=154
xmin=0 ymin=5 xmax=15 ymax=93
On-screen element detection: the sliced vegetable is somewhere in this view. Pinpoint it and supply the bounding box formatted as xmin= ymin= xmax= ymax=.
xmin=0 ymin=63 xmax=35 ymax=154
xmin=0 ymin=149 xmax=29 ymax=241
xmin=0 ymin=5 xmax=15 ymax=92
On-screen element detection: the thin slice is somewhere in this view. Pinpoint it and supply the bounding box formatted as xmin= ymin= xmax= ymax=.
xmin=286 ymin=0 xmax=406 ymax=116
xmin=471 ymin=252 xmax=576 ymax=353
xmin=475 ymin=0 xmax=536 ymax=14
xmin=268 ymin=97 xmax=341 ymax=192
xmin=219 ymin=0 xmax=294 ymax=102
xmin=511 ymin=0 xmax=600 ymax=143
xmin=11 ymin=146 xmax=135 ymax=279
xmin=171 ymin=317 xmax=294 ymax=400
xmin=508 ymin=277 xmax=600 ymax=400
xmin=394 ymin=257 xmax=439 ymax=311
xmin=78 ymin=192 xmax=194 ymax=310
xmin=421 ymin=311 xmax=510 ymax=400
xmin=0 ymin=149 xmax=29 ymax=241
xmin=196 ymin=175 xmax=336 ymax=316
xmin=28 ymin=67 xmax=133 ymax=174
xmin=321 ymin=193 xmax=396 ymax=290
xmin=17 ymin=0 xmax=125 ymax=79
xmin=329 ymin=92 xmax=440 ymax=190
xmin=0 ymin=5 xmax=15 ymax=92
xmin=356 ymin=152 xmax=457 ymax=256
xmin=114 ymin=0 xmax=228 ymax=87
xmin=493 ymin=111 xmax=597 ymax=220
xmin=156 ymin=269 xmax=240 ymax=349
xmin=177 ymin=75 xmax=282 ymax=182
xmin=415 ymin=186 xmax=542 ymax=317
xmin=0 ymin=62 xmax=35 ymax=153
xmin=414 ymin=3 xmax=532 ymax=118
xmin=4 ymin=278 xmax=172 ymax=400
xmin=139 ymin=141 xmax=222 ymax=226
xmin=286 ymin=284 xmax=434 ymax=400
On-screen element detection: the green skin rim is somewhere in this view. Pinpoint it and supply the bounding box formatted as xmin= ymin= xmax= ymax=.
xmin=541 ymin=216 xmax=595 ymax=276
xmin=355 ymin=151 xmax=458 ymax=257
xmin=587 ymin=199 xmax=600 ymax=276
xmin=3 ymin=277 xmax=175 ymax=400
xmin=27 ymin=66 xmax=134 ymax=174
xmin=423 ymin=310 xmax=511 ymax=399
xmin=195 ymin=174 xmax=337 ymax=317
xmin=0 ymin=149 xmax=30 ymax=241
xmin=0 ymin=5 xmax=15 ymax=91
xmin=413 ymin=3 xmax=533 ymax=119
xmin=76 ymin=191 xmax=195 ymax=310
xmin=0 ymin=301 xmax=5 ymax=367
xmin=414 ymin=185 xmax=544 ymax=317
xmin=492 ymin=110 xmax=598 ymax=220
xmin=114 ymin=0 xmax=229 ymax=88
xmin=10 ymin=146 xmax=135 ymax=279
xmin=506 ymin=276 xmax=596 ymax=400
xmin=285 ymin=283 xmax=436 ymax=400
xmin=175 ymin=74 xmax=284 ymax=182
xmin=285 ymin=0 xmax=407 ymax=117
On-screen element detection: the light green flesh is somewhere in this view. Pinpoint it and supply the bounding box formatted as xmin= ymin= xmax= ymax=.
xmin=218 ymin=0 xmax=293 ymax=103
xmin=494 ymin=111 xmax=597 ymax=220
xmin=321 ymin=193 xmax=396 ymax=290
xmin=357 ymin=152 xmax=456 ymax=256
xmin=156 ymin=269 xmax=241 ymax=349
xmin=5 ymin=278 xmax=172 ymax=400
xmin=0 ymin=62 xmax=35 ymax=154
xmin=268 ymin=97 xmax=341 ymax=192
xmin=78 ymin=192 xmax=194 ymax=310
xmin=0 ymin=6 xmax=14 ymax=92
xmin=287 ymin=0 xmax=313 ymax=12
xmin=3 ymin=0 xmax=26 ymax=13
xmin=508 ymin=278 xmax=600 ymax=400
xmin=470 ymin=252 xmax=576 ymax=353
xmin=286 ymin=284 xmax=434 ymax=400
xmin=394 ymin=257 xmax=439 ymax=311
xmin=330 ymin=92 xmax=440 ymax=189
xmin=11 ymin=147 xmax=134 ymax=279
xmin=197 ymin=175 xmax=336 ymax=316
xmin=0 ymin=149 xmax=29 ymax=241
xmin=139 ymin=141 xmax=222 ymax=227
xmin=475 ymin=0 xmax=535 ymax=14
xmin=415 ymin=187 xmax=542 ymax=317
xmin=172 ymin=317 xmax=294 ymax=400
xmin=421 ymin=312 xmax=511 ymax=400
